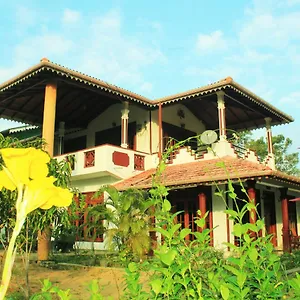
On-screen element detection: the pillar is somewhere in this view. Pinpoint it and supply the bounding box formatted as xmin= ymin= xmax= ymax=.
xmin=217 ymin=91 xmax=226 ymax=141
xmin=158 ymin=102 xmax=163 ymax=160
xmin=42 ymin=82 xmax=57 ymax=156
xmin=198 ymin=192 xmax=207 ymax=231
xmin=280 ymin=188 xmax=290 ymax=252
xmin=212 ymin=185 xmax=227 ymax=249
xmin=247 ymin=180 xmax=257 ymax=224
xmin=265 ymin=117 xmax=276 ymax=169
xmin=121 ymin=102 xmax=129 ymax=148
xmin=39 ymin=81 xmax=57 ymax=261
xmin=58 ymin=121 xmax=65 ymax=155
xmin=265 ymin=117 xmax=273 ymax=155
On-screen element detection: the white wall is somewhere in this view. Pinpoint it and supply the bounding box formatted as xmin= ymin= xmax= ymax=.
xmin=212 ymin=185 xmax=228 ymax=250
xmin=151 ymin=103 xmax=206 ymax=153
xmin=87 ymin=103 xmax=151 ymax=153
xmin=71 ymin=176 xmax=119 ymax=193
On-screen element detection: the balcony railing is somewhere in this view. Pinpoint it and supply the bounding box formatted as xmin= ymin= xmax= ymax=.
xmin=232 ymin=144 xmax=247 ymax=158
xmin=56 ymin=144 xmax=148 ymax=179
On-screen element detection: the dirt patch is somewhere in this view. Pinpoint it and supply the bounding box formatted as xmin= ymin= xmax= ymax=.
xmin=5 ymin=257 xmax=148 ymax=299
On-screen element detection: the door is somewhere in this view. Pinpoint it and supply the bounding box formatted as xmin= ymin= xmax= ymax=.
xmin=263 ymin=191 xmax=277 ymax=247
xmin=175 ymin=199 xmax=197 ymax=241
xmin=289 ymin=200 xmax=298 ymax=237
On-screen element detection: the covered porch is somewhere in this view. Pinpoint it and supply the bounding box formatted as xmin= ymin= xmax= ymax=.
xmin=115 ymin=156 xmax=300 ymax=252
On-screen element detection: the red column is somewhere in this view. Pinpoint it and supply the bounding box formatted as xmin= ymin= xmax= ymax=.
xmin=198 ymin=192 xmax=207 ymax=231
xmin=280 ymin=188 xmax=290 ymax=252
xmin=217 ymin=91 xmax=226 ymax=141
xmin=247 ymin=180 xmax=257 ymax=224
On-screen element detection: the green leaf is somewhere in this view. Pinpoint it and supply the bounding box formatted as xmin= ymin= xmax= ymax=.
xmin=128 ymin=262 xmax=138 ymax=273
xmin=195 ymin=217 xmax=206 ymax=229
xmin=170 ymin=223 xmax=181 ymax=237
xmin=151 ymin=279 xmax=162 ymax=295
xmin=224 ymin=265 xmax=240 ymax=276
xmin=162 ymin=199 xmax=171 ymax=212
xmin=89 ymin=280 xmax=99 ymax=294
xmin=220 ymin=285 xmax=229 ymax=300
xmin=237 ymin=272 xmax=247 ymax=289
xmin=224 ymin=209 xmax=238 ymax=218
xmin=155 ymin=227 xmax=171 ymax=239
xmin=233 ymin=223 xmax=244 ymax=237
xmin=248 ymin=247 xmax=258 ymax=262
xmin=179 ymin=228 xmax=191 ymax=240
xmin=160 ymin=249 xmax=177 ymax=266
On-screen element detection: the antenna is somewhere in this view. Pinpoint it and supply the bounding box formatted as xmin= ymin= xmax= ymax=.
xmin=200 ymin=130 xmax=218 ymax=145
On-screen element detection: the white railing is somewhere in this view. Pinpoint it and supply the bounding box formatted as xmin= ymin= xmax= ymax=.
xmin=55 ymin=144 xmax=152 ymax=179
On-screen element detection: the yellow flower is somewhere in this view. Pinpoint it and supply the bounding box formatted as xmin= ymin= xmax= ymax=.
xmin=23 ymin=177 xmax=73 ymax=214
xmin=0 ymin=147 xmax=50 ymax=190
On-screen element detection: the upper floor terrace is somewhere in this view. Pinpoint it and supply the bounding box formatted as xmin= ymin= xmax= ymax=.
xmin=0 ymin=58 xmax=293 ymax=186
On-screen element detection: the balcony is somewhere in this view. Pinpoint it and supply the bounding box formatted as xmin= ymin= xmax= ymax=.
xmin=55 ymin=144 xmax=151 ymax=181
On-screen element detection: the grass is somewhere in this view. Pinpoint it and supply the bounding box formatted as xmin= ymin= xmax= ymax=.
xmin=50 ymin=250 xmax=123 ymax=268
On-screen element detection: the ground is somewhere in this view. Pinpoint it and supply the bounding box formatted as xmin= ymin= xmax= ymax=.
xmin=1 ymin=252 xmax=145 ymax=299
xmin=10 ymin=265 xmax=127 ymax=299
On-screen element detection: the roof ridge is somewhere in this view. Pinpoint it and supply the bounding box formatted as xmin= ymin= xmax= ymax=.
xmin=40 ymin=58 xmax=152 ymax=103
xmin=0 ymin=58 xmax=293 ymax=123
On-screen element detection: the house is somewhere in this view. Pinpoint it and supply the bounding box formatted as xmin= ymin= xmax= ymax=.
xmin=0 ymin=58 xmax=299 ymax=252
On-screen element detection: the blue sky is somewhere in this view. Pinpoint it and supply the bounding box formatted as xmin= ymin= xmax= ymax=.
xmin=1 ymin=0 xmax=300 ymax=151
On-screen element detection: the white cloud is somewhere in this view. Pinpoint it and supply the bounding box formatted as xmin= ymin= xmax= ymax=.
xmin=139 ymin=82 xmax=153 ymax=93
xmin=240 ymin=12 xmax=300 ymax=48
xmin=76 ymin=10 xmax=165 ymax=95
xmin=280 ymin=91 xmax=300 ymax=107
xmin=196 ymin=30 xmax=227 ymax=54
xmin=224 ymin=50 xmax=275 ymax=66
xmin=14 ymin=34 xmax=73 ymax=63
xmin=184 ymin=64 xmax=242 ymax=83
xmin=287 ymin=0 xmax=300 ymax=5
xmin=62 ymin=9 xmax=81 ymax=24
xmin=14 ymin=6 xmax=37 ymax=32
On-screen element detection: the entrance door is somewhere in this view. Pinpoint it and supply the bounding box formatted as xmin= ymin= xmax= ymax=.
xmin=263 ymin=191 xmax=277 ymax=247
xmin=176 ymin=199 xmax=197 ymax=241
xmin=289 ymin=200 xmax=298 ymax=237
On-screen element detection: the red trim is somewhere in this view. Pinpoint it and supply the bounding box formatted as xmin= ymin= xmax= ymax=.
xmin=134 ymin=154 xmax=145 ymax=171
xmin=54 ymin=143 xmax=151 ymax=158
xmin=75 ymin=192 xmax=104 ymax=242
xmin=84 ymin=150 xmax=95 ymax=168
xmin=184 ymin=201 xmax=190 ymax=240
xmin=247 ymin=181 xmax=256 ymax=224
xmin=112 ymin=151 xmax=130 ymax=167
xmin=281 ymin=188 xmax=290 ymax=252
xmin=198 ymin=193 xmax=206 ymax=226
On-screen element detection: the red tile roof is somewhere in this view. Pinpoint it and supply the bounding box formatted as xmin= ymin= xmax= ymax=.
xmin=114 ymin=156 xmax=300 ymax=190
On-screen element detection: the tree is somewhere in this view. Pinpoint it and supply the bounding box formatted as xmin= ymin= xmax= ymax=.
xmin=238 ymin=132 xmax=300 ymax=176
xmin=96 ymin=186 xmax=154 ymax=259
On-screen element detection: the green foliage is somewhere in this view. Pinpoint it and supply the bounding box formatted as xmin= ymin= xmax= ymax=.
xmin=24 ymin=279 xmax=112 ymax=300
xmin=281 ymin=250 xmax=300 ymax=270
xmin=122 ymin=138 xmax=295 ymax=299
xmin=98 ymin=186 xmax=153 ymax=259
xmin=238 ymin=131 xmax=300 ymax=175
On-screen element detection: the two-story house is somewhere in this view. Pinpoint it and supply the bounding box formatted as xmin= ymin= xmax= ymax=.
xmin=1 ymin=58 xmax=300 ymax=252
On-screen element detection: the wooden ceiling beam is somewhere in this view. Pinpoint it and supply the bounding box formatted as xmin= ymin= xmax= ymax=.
xmin=58 ymin=78 xmax=123 ymax=104
xmin=0 ymin=80 xmax=46 ymax=105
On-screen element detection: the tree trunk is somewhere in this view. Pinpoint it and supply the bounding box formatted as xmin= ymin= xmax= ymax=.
xmin=37 ymin=228 xmax=50 ymax=261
